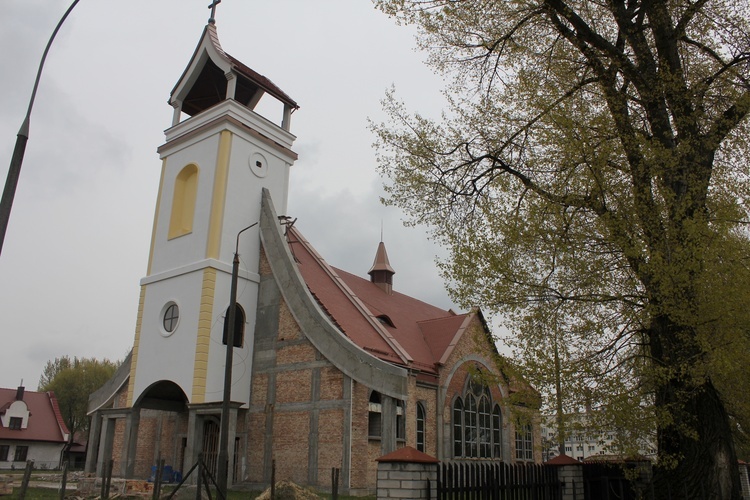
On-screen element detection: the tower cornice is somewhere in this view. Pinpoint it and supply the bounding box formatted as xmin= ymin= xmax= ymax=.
xmin=160 ymin=100 xmax=297 ymax=158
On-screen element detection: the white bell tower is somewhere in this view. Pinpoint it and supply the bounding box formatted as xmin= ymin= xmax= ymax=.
xmin=126 ymin=20 xmax=298 ymax=408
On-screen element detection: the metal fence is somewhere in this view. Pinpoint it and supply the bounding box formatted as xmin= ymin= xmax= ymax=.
xmin=436 ymin=462 xmax=563 ymax=500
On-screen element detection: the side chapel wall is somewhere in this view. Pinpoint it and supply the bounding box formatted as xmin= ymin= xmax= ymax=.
xmin=247 ymin=250 xmax=349 ymax=490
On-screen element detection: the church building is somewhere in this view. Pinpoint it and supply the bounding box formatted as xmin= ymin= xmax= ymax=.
xmin=86 ymin=13 xmax=541 ymax=495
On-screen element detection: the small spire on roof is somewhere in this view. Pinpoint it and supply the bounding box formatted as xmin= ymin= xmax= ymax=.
xmin=368 ymin=241 xmax=395 ymax=294
xmin=207 ymin=0 xmax=221 ymax=24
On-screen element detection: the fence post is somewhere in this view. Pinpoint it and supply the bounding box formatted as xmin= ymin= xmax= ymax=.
xmin=332 ymin=467 xmax=340 ymax=500
xmin=59 ymin=460 xmax=68 ymax=500
xmin=153 ymin=456 xmax=165 ymax=500
xmin=18 ymin=460 xmax=34 ymax=500
xmin=271 ymin=459 xmax=276 ymax=500
xmin=105 ymin=458 xmax=113 ymax=499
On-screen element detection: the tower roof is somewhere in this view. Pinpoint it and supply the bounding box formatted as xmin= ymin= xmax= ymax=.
xmin=368 ymin=241 xmax=395 ymax=275
xmin=169 ymin=23 xmax=298 ymax=121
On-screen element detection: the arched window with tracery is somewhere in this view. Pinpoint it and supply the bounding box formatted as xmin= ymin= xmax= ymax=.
xmin=452 ymin=377 xmax=503 ymax=459
xmin=416 ymin=402 xmax=426 ymax=452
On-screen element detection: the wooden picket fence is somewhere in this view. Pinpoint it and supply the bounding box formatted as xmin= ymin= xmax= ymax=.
xmin=436 ymin=462 xmax=563 ymax=500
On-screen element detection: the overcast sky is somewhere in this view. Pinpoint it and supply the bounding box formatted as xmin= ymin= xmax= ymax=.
xmin=0 ymin=0 xmax=472 ymax=388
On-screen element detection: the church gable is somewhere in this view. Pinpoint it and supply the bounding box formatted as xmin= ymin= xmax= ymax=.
xmin=437 ymin=312 xmax=542 ymax=463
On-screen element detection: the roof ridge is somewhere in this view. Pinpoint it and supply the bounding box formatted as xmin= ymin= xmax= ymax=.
xmin=333 ymin=267 xmax=453 ymax=314
xmin=416 ymin=313 xmax=467 ymax=325
xmin=288 ymin=228 xmax=413 ymax=365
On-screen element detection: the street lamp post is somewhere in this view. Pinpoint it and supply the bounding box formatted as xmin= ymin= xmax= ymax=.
xmin=0 ymin=0 xmax=82 ymax=257
xmin=217 ymin=221 xmax=257 ymax=497
xmin=3 ymin=9 xmax=82 ymax=480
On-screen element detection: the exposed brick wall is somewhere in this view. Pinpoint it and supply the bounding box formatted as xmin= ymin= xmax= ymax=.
xmin=277 ymin=343 xmax=317 ymax=365
xmin=349 ymin=381 xmax=371 ymax=491
xmin=273 ymin=411 xmax=310 ymax=484
xmin=275 ymin=369 xmax=312 ymax=404
xmin=277 ymin=301 xmax=300 ymax=341
xmin=251 ymin=373 xmax=268 ymax=407
xmin=317 ymin=408 xmax=345 ymax=488
xmin=414 ymin=384 xmax=438 ymax=458
xmin=319 ymin=367 xmax=343 ymax=401
xmin=245 ymin=276 xmax=354 ymax=490
xmin=366 ymin=439 xmax=382 ymax=490
xmin=246 ymin=412 xmax=265 ymax=483
xmin=112 ymin=419 xmax=125 ymax=473
xmin=117 ymin=390 xmax=128 ymax=408
xmin=134 ymin=414 xmax=157 ymax=478
xmin=259 ymin=249 xmax=272 ymax=276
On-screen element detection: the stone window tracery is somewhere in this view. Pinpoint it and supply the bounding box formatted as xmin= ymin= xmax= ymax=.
xmin=452 ymin=377 xmax=503 ymax=459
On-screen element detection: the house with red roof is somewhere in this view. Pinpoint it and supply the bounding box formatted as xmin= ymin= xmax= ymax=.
xmin=0 ymin=386 xmax=70 ymax=470
xmin=84 ymin=11 xmax=541 ymax=495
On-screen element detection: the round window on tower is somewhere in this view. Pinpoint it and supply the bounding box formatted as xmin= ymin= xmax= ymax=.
xmin=249 ymin=152 xmax=269 ymax=178
xmin=161 ymin=302 xmax=180 ymax=336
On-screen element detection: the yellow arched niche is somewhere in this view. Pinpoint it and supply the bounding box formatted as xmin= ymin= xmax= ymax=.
xmin=168 ymin=164 xmax=199 ymax=239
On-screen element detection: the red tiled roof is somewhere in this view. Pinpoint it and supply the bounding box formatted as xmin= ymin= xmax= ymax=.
xmin=287 ymin=227 xmax=470 ymax=379
xmin=225 ymin=53 xmax=299 ymax=109
xmin=170 ymin=24 xmax=298 ymax=111
xmin=376 ymin=446 xmax=439 ymax=464
xmin=0 ymin=388 xmax=69 ymax=443
xmin=206 ymin=23 xmax=297 ymax=109
xmin=546 ymin=454 xmax=581 ymax=465
xmin=418 ymin=314 xmax=471 ymax=366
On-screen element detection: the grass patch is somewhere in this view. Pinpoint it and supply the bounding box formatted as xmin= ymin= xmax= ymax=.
xmin=6 ymin=487 xmax=64 ymax=499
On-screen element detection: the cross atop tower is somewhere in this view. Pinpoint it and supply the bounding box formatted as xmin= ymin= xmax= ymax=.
xmin=208 ymin=0 xmax=221 ymax=24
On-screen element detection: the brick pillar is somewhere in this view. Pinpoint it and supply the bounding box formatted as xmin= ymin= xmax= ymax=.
xmin=376 ymin=446 xmax=438 ymax=500
xmin=545 ymin=453 xmax=583 ymax=500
